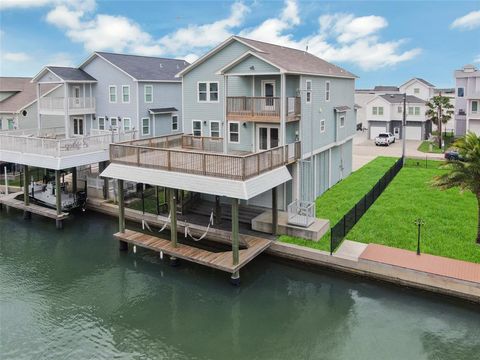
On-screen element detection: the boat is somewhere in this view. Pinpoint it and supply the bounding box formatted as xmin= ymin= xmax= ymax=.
xmin=28 ymin=181 xmax=87 ymax=212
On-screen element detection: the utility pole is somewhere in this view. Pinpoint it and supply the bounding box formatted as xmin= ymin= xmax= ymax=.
xmin=402 ymin=93 xmax=406 ymax=165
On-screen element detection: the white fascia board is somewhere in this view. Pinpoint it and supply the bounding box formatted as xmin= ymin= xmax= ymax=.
xmin=92 ymin=53 xmax=137 ymax=81
xmin=216 ymin=51 xmax=284 ymax=75
xmin=31 ymin=67 xmax=65 ymax=83
xmin=285 ymin=71 xmax=357 ymax=79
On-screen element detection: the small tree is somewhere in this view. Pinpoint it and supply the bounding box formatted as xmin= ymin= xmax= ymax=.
xmin=432 ymin=132 xmax=480 ymax=244
xmin=425 ymin=93 xmax=454 ymax=149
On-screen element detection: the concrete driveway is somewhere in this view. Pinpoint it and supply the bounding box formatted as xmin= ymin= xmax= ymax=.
xmin=352 ymin=131 xmax=444 ymax=171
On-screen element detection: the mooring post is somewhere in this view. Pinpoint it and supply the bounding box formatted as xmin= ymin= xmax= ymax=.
xmin=271 ymin=186 xmax=278 ymax=236
xmin=72 ymin=167 xmax=77 ymax=193
xmin=230 ymin=198 xmax=240 ymax=285
xmin=169 ymin=187 xmax=179 ymax=266
xmin=55 ymin=170 xmax=62 ymax=229
xmin=23 ymin=165 xmax=31 ymax=219
xmin=118 ymin=179 xmax=128 ymax=251
xmin=215 ymin=195 xmax=222 ymax=225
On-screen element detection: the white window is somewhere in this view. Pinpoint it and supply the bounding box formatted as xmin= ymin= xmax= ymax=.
xmin=197 ymin=81 xmax=219 ymax=102
xmin=325 ymin=81 xmax=330 ymax=102
xmin=471 ymin=100 xmax=478 ymax=113
xmin=378 ymin=107 xmax=384 ymax=115
xmin=110 ymin=117 xmax=117 ymax=129
xmin=109 ymin=85 xmax=117 ymax=103
xmin=144 ymin=85 xmax=153 ymax=103
xmin=98 ymin=117 xmax=105 ymax=130
xmin=306 ymin=80 xmax=312 ymax=104
xmin=414 ymin=88 xmax=420 ymax=94
xmin=398 ymin=106 xmax=403 ymax=113
xmin=192 ymin=120 xmax=202 ymax=136
xmin=372 ymin=107 xmax=378 ymax=115
xmin=210 ymin=121 xmax=220 ymax=137
xmin=373 ymin=106 xmax=383 ymax=115
xmin=229 ymin=121 xmax=239 ymax=143
xmin=457 ymin=88 xmax=464 ymax=97
xmin=142 ymin=118 xmax=150 ymax=136
xmin=0 ymin=119 xmax=2 ymax=130
xmin=320 ymin=119 xmax=326 ymax=133
xmin=171 ymin=115 xmax=178 ymax=131
xmin=73 ymin=118 xmax=84 ymax=135
xmin=414 ymin=107 xmax=420 ymax=115
xmin=123 ymin=118 xmax=131 ymax=131
xmin=339 ymin=116 xmax=345 ymax=128
xmin=122 ymin=85 xmax=130 ymax=103
xmin=8 ymin=119 xmax=14 ymax=130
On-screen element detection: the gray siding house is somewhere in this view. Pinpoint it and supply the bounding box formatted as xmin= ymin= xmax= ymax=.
xmin=31 ymin=52 xmax=189 ymax=138
xmin=178 ymin=36 xmax=356 ymax=209
xmin=455 ymin=64 xmax=480 ymax=136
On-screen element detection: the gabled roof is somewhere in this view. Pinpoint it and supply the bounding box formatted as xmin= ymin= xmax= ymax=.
xmin=89 ymin=52 xmax=189 ymax=81
xmin=149 ymin=107 xmax=178 ymax=114
xmin=0 ymin=77 xmax=59 ymax=113
xmin=400 ymin=77 xmax=435 ymax=89
xmin=32 ymin=66 xmax=97 ymax=83
xmin=373 ymin=85 xmax=399 ymax=92
xmin=379 ymin=94 xmax=426 ymax=104
xmin=178 ymin=35 xmax=356 ymax=79
xmin=334 ymin=105 xmax=351 ymax=112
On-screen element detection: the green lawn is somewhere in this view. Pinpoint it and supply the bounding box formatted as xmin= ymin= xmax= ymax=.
xmin=279 ymin=156 xmax=399 ymax=251
xmin=126 ymin=187 xmax=166 ymax=214
xmin=348 ymin=166 xmax=480 ymax=263
xmin=417 ymin=141 xmax=444 ymax=154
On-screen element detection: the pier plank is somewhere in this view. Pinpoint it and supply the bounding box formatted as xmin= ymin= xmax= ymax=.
xmin=0 ymin=192 xmax=69 ymax=220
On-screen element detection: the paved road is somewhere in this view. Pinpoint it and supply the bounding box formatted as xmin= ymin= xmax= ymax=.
xmin=352 ymin=131 xmax=444 ymax=171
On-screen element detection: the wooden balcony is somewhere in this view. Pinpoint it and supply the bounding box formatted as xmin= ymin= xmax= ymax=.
xmin=110 ymin=134 xmax=301 ymax=181
xmin=226 ymin=96 xmax=301 ymax=123
xmin=39 ymin=97 xmax=96 ymax=115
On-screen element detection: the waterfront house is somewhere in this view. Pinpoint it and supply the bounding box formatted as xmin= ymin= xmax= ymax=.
xmin=455 ymin=64 xmax=480 ymax=136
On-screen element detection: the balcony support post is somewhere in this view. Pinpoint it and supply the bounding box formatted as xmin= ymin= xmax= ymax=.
xmin=71 ymin=167 xmax=77 ymax=193
xmin=64 ymin=83 xmax=70 ymax=139
xmin=36 ymin=83 xmax=41 ymax=128
xmin=272 ymin=186 xmax=278 ymax=236
xmin=223 ymin=75 xmax=228 ymax=154
xmin=280 ymin=73 xmax=286 ymax=146
xmin=231 ymin=198 xmax=239 ymax=266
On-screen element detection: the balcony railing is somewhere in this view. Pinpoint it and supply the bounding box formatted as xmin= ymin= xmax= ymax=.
xmin=111 ymin=134 xmax=301 ymax=181
xmin=0 ymin=127 xmax=135 ymax=158
xmin=227 ymin=96 xmax=300 ymax=122
xmin=39 ymin=97 xmax=96 ymax=113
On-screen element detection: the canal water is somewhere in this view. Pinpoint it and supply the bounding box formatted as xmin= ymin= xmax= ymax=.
xmin=1 ymin=209 xmax=479 ymax=360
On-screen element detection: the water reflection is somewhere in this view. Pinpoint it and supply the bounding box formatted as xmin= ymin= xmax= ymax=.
xmin=1 ymin=210 xmax=479 ymax=360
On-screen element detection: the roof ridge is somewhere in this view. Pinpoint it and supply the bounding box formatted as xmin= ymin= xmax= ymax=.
xmin=235 ymin=35 xmax=308 ymax=54
xmin=96 ymin=51 xmax=187 ymax=62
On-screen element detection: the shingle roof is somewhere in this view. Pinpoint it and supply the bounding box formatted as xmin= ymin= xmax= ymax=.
xmin=47 ymin=66 xmax=97 ymax=81
xmin=373 ymin=85 xmax=399 ymax=92
xmin=415 ymin=78 xmax=435 ymax=87
xmin=234 ymin=36 xmax=356 ymax=78
xmin=149 ymin=107 xmax=178 ymax=114
xmin=379 ymin=94 xmax=425 ymax=104
xmin=96 ymin=52 xmax=189 ymax=81
xmin=0 ymin=77 xmax=58 ymax=113
xmin=334 ymin=105 xmax=351 ymax=112
xmin=434 ymin=88 xmax=455 ymax=94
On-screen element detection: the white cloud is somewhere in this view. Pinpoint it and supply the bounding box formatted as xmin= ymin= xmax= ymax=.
xmin=0 ymin=0 xmax=52 ymax=10
xmin=451 ymin=10 xmax=480 ymax=30
xmin=2 ymin=52 xmax=30 ymax=61
xmin=475 ymin=55 xmax=480 ymax=63
xmin=48 ymin=52 xmax=75 ymax=66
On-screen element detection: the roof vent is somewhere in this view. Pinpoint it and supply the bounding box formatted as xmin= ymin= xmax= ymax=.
xmin=390 ymin=94 xmax=395 ymax=98
xmin=159 ymin=63 xmax=163 ymax=68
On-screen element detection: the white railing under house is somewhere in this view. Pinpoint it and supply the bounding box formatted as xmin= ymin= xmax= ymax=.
xmin=287 ymin=200 xmax=316 ymax=228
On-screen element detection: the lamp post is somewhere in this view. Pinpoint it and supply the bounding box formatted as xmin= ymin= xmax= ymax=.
xmin=402 ymin=93 xmax=406 ymax=165
xmin=414 ymin=218 xmax=425 ymax=255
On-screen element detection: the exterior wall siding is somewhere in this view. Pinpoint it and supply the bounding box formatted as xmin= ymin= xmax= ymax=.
xmin=225 ymin=55 xmax=280 ymax=74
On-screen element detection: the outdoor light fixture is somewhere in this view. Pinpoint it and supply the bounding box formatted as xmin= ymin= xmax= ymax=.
xmin=203 ymin=120 xmax=207 ymax=125
xmin=242 ymin=122 xmax=247 ymax=128
xmin=92 ymin=115 xmax=96 ymax=120
xmin=105 ymin=115 xmax=109 ymax=121
xmin=118 ymin=116 xmax=121 ymax=122
xmin=414 ymin=218 xmax=425 ymax=255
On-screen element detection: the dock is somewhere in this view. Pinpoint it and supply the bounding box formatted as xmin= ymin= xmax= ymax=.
xmin=0 ymin=191 xmax=69 ymax=221
xmin=114 ymin=229 xmax=272 ymax=273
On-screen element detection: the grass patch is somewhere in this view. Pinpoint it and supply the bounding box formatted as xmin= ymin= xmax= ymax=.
xmin=279 ymin=156 xmax=399 ymax=251
xmin=417 ymin=141 xmax=443 ymax=154
xmin=126 ymin=187 xmax=166 ymax=214
xmin=348 ymin=166 xmax=480 ymax=263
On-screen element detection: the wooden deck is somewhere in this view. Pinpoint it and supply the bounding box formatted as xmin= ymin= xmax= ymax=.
xmin=0 ymin=191 xmax=69 ymax=220
xmin=114 ymin=229 xmax=272 ymax=273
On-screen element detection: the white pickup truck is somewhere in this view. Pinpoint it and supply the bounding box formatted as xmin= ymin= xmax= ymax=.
xmin=374 ymin=132 xmax=395 ymax=146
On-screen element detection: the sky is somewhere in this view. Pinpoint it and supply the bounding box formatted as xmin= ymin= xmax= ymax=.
xmin=0 ymin=0 xmax=479 ymax=88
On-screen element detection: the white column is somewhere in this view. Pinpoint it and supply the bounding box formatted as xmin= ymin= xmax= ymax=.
xmin=223 ymin=75 xmax=228 ymax=154
xmin=280 ymin=73 xmax=286 ymax=146
xmin=36 ymin=83 xmax=41 ymax=129
xmin=64 ymin=83 xmax=70 ymax=138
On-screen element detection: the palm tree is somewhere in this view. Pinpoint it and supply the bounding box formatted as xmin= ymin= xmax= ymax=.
xmin=432 ymin=132 xmax=480 ymax=244
xmin=425 ymin=94 xmax=454 ymax=149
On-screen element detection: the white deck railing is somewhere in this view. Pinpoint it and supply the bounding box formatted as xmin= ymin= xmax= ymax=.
xmin=287 ymin=200 xmax=316 ymax=228
xmin=39 ymin=97 xmax=96 ymax=112
xmin=0 ymin=128 xmax=136 ymax=158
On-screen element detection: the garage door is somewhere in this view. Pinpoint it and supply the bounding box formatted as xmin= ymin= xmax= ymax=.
xmin=405 ymin=126 xmax=422 ymax=140
xmin=370 ymin=126 xmax=386 ymax=139
xmin=469 ymin=120 xmax=480 ymax=135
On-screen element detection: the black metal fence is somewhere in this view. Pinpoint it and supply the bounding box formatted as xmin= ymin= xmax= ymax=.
xmin=330 ymin=157 xmax=404 ymax=254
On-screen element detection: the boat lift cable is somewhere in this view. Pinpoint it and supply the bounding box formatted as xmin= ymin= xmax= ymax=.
xmin=142 ymin=211 xmax=171 ymax=233
xmin=185 ymin=211 xmax=214 ymax=242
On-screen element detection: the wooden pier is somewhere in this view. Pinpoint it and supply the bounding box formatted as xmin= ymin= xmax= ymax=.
xmin=114 ymin=229 xmax=272 ymax=273
xmin=0 ymin=191 xmax=69 ymax=221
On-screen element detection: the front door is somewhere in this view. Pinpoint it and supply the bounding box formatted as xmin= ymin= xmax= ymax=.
xmin=262 ymin=80 xmax=275 ymax=111
xmin=73 ymin=118 xmax=84 ymax=135
xmin=257 ymin=125 xmax=279 ymax=151
xmin=73 ymin=87 xmax=81 ymax=106
xmin=394 ymin=127 xmax=400 ymax=139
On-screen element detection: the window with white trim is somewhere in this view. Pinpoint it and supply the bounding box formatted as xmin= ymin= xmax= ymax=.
xmin=109 ymin=85 xmax=117 ymax=103
xmin=472 ymin=100 xmax=479 ymax=113
xmin=122 ymin=85 xmax=130 ymax=103
xmin=306 ymin=80 xmax=312 ymax=104
xmin=339 ymin=116 xmax=345 ymax=128
xmin=320 ymin=119 xmax=325 ymax=133
xmin=372 ymin=106 xmax=384 ymax=115
xmin=197 ymin=81 xmax=219 ymax=102
xmin=144 ymin=85 xmax=153 ymax=103
xmin=408 ymin=106 xmax=413 ymax=115
xmin=398 ymin=106 xmax=402 ymax=113
xmin=414 ymin=88 xmax=420 ymax=94
xmin=210 ymin=121 xmax=220 ymax=137
xmin=7 ymin=119 xmax=14 ymax=130
xmin=98 ymin=117 xmax=105 ymax=130
xmin=0 ymin=119 xmax=2 ymax=130
xmin=172 ymin=115 xmax=178 ymax=131
xmin=142 ymin=117 xmax=150 ymax=136
xmin=457 ymin=88 xmax=464 ymax=97
xmin=325 ymin=81 xmax=330 ymax=101
xmin=192 ymin=120 xmax=202 ymax=136
xmin=110 ymin=117 xmax=117 ymax=129
xmin=414 ymin=107 xmax=420 ymax=115
xmin=123 ymin=118 xmax=131 ymax=131
xmin=229 ymin=122 xmax=239 ymax=143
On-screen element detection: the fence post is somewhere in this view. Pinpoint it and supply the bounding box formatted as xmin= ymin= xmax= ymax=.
xmin=343 ymin=215 xmax=346 ymax=237
xmin=330 ymin=231 xmax=333 ymax=256
xmin=354 ymin=203 xmax=357 ymax=223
